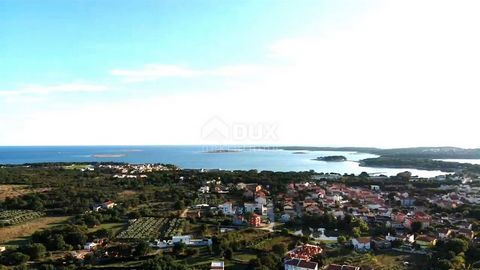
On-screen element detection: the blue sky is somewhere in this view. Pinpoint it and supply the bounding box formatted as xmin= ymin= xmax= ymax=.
xmin=1 ymin=1 xmax=480 ymax=147
xmin=1 ymin=1 xmax=347 ymax=86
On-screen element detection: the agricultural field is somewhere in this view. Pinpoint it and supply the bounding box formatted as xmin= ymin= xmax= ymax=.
xmin=117 ymin=217 xmax=166 ymax=239
xmin=0 ymin=210 xmax=45 ymax=226
xmin=116 ymin=217 xmax=186 ymax=240
xmin=161 ymin=218 xmax=186 ymax=238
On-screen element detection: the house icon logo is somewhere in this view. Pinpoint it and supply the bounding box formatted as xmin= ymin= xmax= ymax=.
xmin=201 ymin=116 xmax=230 ymax=143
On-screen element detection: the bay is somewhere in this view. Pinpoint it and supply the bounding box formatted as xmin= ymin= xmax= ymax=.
xmin=0 ymin=145 xmax=444 ymax=177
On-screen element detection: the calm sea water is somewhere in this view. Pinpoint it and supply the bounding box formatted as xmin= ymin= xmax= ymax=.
xmin=0 ymin=145 xmax=446 ymax=177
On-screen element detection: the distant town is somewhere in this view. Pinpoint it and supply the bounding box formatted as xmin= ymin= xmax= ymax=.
xmin=0 ymin=162 xmax=479 ymax=270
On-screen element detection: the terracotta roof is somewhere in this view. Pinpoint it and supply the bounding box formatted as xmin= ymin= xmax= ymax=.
xmin=356 ymin=237 xmax=371 ymax=244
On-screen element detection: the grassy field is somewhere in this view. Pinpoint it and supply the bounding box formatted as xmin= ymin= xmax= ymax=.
xmin=0 ymin=216 xmax=70 ymax=246
xmin=88 ymin=222 xmax=126 ymax=237
xmin=253 ymin=235 xmax=297 ymax=251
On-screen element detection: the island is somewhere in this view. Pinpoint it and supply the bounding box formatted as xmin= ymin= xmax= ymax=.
xmin=92 ymin=154 xmax=127 ymax=158
xmin=313 ymin=155 xmax=347 ymax=162
xmin=203 ymin=149 xmax=241 ymax=154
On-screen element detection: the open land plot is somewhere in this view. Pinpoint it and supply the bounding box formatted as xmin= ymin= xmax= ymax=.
xmin=0 ymin=184 xmax=50 ymax=201
xmin=0 ymin=216 xmax=70 ymax=245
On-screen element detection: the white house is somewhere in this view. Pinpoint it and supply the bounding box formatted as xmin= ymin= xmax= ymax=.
xmin=84 ymin=242 xmax=98 ymax=251
xmin=352 ymin=237 xmax=371 ymax=251
xmin=102 ymin=200 xmax=116 ymax=209
xmin=244 ymin=203 xmax=267 ymax=215
xmin=386 ymin=233 xmax=414 ymax=243
xmin=0 ymin=246 xmax=6 ymax=253
xmin=218 ymin=202 xmax=234 ymax=215
xmin=172 ymin=235 xmax=192 ymax=244
xmin=284 ymin=259 xmax=318 ymax=270
xmin=211 ymin=261 xmax=224 ymax=270
xmin=255 ymin=195 xmax=267 ymax=205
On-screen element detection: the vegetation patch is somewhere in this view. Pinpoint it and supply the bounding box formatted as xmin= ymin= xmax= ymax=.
xmin=0 ymin=210 xmax=45 ymax=226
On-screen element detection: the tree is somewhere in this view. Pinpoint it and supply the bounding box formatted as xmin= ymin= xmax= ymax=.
xmin=94 ymin=228 xmax=112 ymax=239
xmin=47 ymin=234 xmax=65 ymax=251
xmin=272 ymin=243 xmax=287 ymax=256
xmin=134 ymin=241 xmax=151 ymax=256
xmin=23 ymin=243 xmax=46 ymax=260
xmin=7 ymin=252 xmax=29 ymax=265
xmin=411 ymin=221 xmax=422 ymax=233
xmin=174 ymin=200 xmax=185 ymax=210
xmin=337 ymin=235 xmax=347 ymax=245
xmin=435 ymin=259 xmax=453 ymax=270
xmin=446 ymin=238 xmax=469 ymax=254
xmin=224 ymin=248 xmax=233 ymax=260
xmin=173 ymin=242 xmax=186 ymax=256
xmin=37 ymin=265 xmax=56 ymax=270
xmin=352 ymin=227 xmax=361 ymax=238
xmin=65 ymin=231 xmax=88 ymax=247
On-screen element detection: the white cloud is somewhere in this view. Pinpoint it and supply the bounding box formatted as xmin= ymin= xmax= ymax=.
xmin=2 ymin=0 xmax=480 ymax=147
xmin=111 ymin=64 xmax=198 ymax=82
xmin=0 ymin=83 xmax=107 ymax=98
xmin=110 ymin=63 xmax=271 ymax=82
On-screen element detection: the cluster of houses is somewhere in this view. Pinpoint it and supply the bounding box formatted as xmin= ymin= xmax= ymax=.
xmin=277 ymin=180 xmax=477 ymax=254
xmin=97 ymin=163 xmax=170 ymax=179
xmin=218 ymin=183 xmax=273 ymax=227
xmin=428 ymin=184 xmax=480 ymax=207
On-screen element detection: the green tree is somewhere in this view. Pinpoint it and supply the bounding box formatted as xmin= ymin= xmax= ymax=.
xmin=272 ymin=243 xmax=287 ymax=256
xmin=134 ymin=241 xmax=151 ymax=256
xmin=225 ymin=248 xmax=233 ymax=260
xmin=337 ymin=235 xmax=347 ymax=245
xmin=24 ymin=243 xmax=46 ymax=260
xmin=7 ymin=252 xmax=29 ymax=265
xmin=446 ymin=238 xmax=469 ymax=254
xmin=47 ymin=234 xmax=66 ymax=250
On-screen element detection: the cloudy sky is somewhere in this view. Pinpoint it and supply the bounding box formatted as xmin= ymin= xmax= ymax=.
xmin=1 ymin=0 xmax=479 ymax=147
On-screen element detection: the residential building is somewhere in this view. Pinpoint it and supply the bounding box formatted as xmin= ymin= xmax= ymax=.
xmin=244 ymin=202 xmax=267 ymax=215
xmin=218 ymin=202 xmax=234 ymax=215
xmin=284 ymin=259 xmax=318 ymax=270
xmin=352 ymin=237 xmax=371 ymax=251
xmin=249 ymin=213 xmax=261 ymax=227
xmin=211 ymin=261 xmax=224 ymax=270
xmin=286 ymin=244 xmax=323 ymax=261
xmin=415 ymin=235 xmax=437 ymax=249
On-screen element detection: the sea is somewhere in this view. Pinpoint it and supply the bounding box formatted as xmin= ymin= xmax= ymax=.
xmin=0 ymin=145 xmax=462 ymax=177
